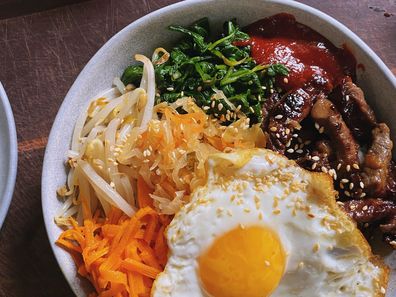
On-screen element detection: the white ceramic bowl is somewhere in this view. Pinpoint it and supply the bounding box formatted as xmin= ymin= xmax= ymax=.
xmin=42 ymin=0 xmax=396 ymax=295
xmin=0 ymin=82 xmax=17 ymax=230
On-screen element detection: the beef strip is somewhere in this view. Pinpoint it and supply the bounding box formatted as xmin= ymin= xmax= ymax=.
xmin=386 ymin=161 xmax=396 ymax=199
xmin=261 ymin=92 xmax=282 ymax=127
xmin=330 ymin=76 xmax=377 ymax=142
xmin=310 ymin=97 xmax=359 ymax=167
xmin=276 ymin=87 xmax=315 ymax=121
xmin=361 ymin=123 xmax=393 ymax=197
xmin=343 ymin=199 xmax=396 ymax=246
xmin=263 ymin=87 xmax=318 ymax=153
xmin=315 ymin=140 xmax=333 ymax=157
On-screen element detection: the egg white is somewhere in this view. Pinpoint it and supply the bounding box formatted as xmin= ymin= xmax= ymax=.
xmin=152 ymin=149 xmax=388 ymax=297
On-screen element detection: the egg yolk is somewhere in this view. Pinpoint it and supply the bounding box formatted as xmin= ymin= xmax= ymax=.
xmin=198 ymin=225 xmax=286 ymax=297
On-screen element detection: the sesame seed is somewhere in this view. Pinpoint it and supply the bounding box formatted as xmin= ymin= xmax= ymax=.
xmin=345 ymin=191 xmax=351 ymax=197
xmin=311 ymin=163 xmax=317 ymax=170
xmin=218 ymin=103 xmax=224 ymax=111
xmin=363 ymin=205 xmax=368 ymax=211
xmin=226 ymin=114 xmax=231 ymax=121
xmin=211 ymin=101 xmax=215 ymax=108
xmin=249 ymin=106 xmax=255 ymax=113
xmin=285 ymin=128 xmax=290 ymax=135
xmin=315 ymin=122 xmax=320 ymax=130
xmin=275 ymin=114 xmax=283 ymax=120
xmin=265 ymin=260 xmax=271 ymax=267
xmin=240 ymin=223 xmax=245 ymax=229
xmin=293 ymin=133 xmax=298 ymax=138
xmin=346 ymin=165 xmax=351 ymax=172
xmin=258 ymin=212 xmax=263 ymax=220
xmin=203 ymin=106 xmax=210 ymax=111
xmin=294 ymin=144 xmax=299 ymax=150
xmin=283 ymin=77 xmax=289 ymax=84
xmin=287 ymin=148 xmax=295 ymax=153
xmin=296 ymin=149 xmax=303 ymax=154
xmin=321 ymin=166 xmax=328 ymax=173
xmin=312 ymin=156 xmax=320 ymax=161
xmin=350 ymin=205 xmax=356 ymax=210
xmin=304 ymin=140 xmax=311 ymax=145
xmin=319 ymin=127 xmax=325 ymax=134
xmin=273 ymin=209 xmax=281 ymax=215
xmin=381 ymin=287 xmax=386 ymax=294
xmin=313 ymin=243 xmax=320 ymax=253
xmin=359 ymin=182 xmax=364 ymax=189
xmin=340 ymin=183 xmax=344 ymax=189
xmin=353 ymin=163 xmax=360 ymax=170
xmin=236 ymin=105 xmax=242 ymax=112
xmin=349 ymin=183 xmax=354 ymax=190
xmin=166 ymin=87 xmax=174 ymax=91
xmin=337 ymin=163 xmax=342 ymax=170
xmin=276 ymin=133 xmax=280 ymax=138
xmin=270 ymin=126 xmax=277 ymax=132
xmin=341 ymin=179 xmax=349 ymax=183
xmin=286 ymin=140 xmax=291 ymax=147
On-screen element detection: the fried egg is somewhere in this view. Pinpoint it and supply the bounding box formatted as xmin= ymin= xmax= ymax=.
xmin=152 ymin=149 xmax=389 ymax=297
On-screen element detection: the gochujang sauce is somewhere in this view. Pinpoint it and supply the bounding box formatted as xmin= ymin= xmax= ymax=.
xmin=237 ymin=13 xmax=356 ymax=92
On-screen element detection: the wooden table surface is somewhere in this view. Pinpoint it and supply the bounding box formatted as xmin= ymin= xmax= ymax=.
xmin=0 ymin=0 xmax=394 ymax=296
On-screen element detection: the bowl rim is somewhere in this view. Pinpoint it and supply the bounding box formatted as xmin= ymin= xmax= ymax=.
xmin=0 ymin=82 xmax=18 ymax=230
xmin=41 ymin=0 xmax=396 ymax=295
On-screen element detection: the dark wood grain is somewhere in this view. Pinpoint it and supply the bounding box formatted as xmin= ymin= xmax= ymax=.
xmin=0 ymin=1 xmax=394 ymax=296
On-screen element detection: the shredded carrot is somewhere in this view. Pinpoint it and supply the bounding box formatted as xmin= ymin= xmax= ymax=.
xmin=137 ymin=177 xmax=154 ymax=208
xmin=57 ymin=207 xmax=170 ymax=296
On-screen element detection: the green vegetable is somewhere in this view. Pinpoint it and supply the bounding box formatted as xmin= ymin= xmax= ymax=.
xmin=121 ymin=18 xmax=289 ymax=125
xmin=121 ymin=65 xmax=143 ymax=86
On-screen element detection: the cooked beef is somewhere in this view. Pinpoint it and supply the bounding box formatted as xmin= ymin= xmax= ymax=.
xmin=315 ymin=140 xmax=333 ymax=157
xmin=311 ymin=97 xmax=359 ymax=167
xmin=343 ymin=198 xmax=396 ymax=246
xmin=343 ymin=198 xmax=396 ymax=223
xmin=276 ymin=87 xmax=314 ymax=121
xmin=260 ymin=75 xmax=396 ymax=248
xmin=296 ymin=151 xmax=331 ymax=173
xmin=263 ymin=88 xmax=318 ymax=153
xmin=261 ymin=92 xmax=282 ymax=126
xmin=386 ymin=161 xmax=396 ymax=199
xmin=361 ymin=123 xmax=393 ymax=197
xmin=330 ymin=77 xmax=376 ymax=142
